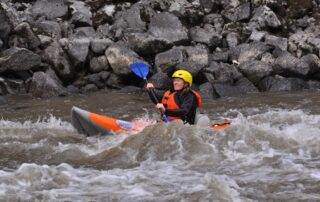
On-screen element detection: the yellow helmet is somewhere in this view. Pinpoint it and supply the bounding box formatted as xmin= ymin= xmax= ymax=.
xmin=172 ymin=70 xmax=192 ymax=86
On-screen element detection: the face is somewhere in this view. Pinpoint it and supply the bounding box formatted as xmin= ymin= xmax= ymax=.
xmin=173 ymin=78 xmax=186 ymax=91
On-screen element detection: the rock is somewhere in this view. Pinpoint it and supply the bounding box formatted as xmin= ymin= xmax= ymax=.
xmin=265 ymin=34 xmax=288 ymax=51
xmin=273 ymin=51 xmax=309 ymax=76
xmin=226 ymin=32 xmax=239 ymax=48
xmin=205 ymin=61 xmax=243 ymax=83
xmin=106 ymin=73 xmax=123 ymax=89
xmin=210 ymin=51 xmax=229 ymax=63
xmin=149 ymin=71 xmax=171 ymax=90
xmin=203 ymin=14 xmax=224 ymax=33
xmin=43 ymin=40 xmax=73 ymax=82
xmin=70 ymin=0 xmax=92 ymax=27
xmin=81 ymin=83 xmax=98 ymax=93
xmin=308 ymin=80 xmax=320 ymax=89
xmin=259 ymin=76 xmax=309 ymax=92
xmin=0 ymin=47 xmax=41 ymax=73
xmin=105 ymin=43 xmax=144 ymax=76
xmin=13 ymin=22 xmax=41 ymax=50
xmin=28 ymin=71 xmax=68 ymax=98
xmin=0 ymin=3 xmax=13 ymax=40
xmin=126 ymin=32 xmax=173 ymax=55
xmin=287 ymin=0 xmax=313 ymax=19
xmin=189 ymin=26 xmax=222 ymax=48
xmin=90 ymin=38 xmax=113 ymax=55
xmin=84 ymin=73 xmax=104 ymax=88
xmin=0 ymin=39 xmax=3 ymax=48
xmin=36 ymin=20 xmax=62 ymax=39
xmin=222 ymin=2 xmax=251 ymax=22
xmin=238 ymin=60 xmax=273 ymax=84
xmin=155 ymin=47 xmax=185 ymax=74
xmin=67 ymin=37 xmax=90 ymax=67
xmin=148 ymin=12 xmax=189 ymax=45
xmin=0 ymin=95 xmax=7 ymax=105
xmin=248 ymin=5 xmax=282 ymax=31
xmin=229 ymin=42 xmax=272 ymax=64
xmin=31 ymin=0 xmax=68 ymax=20
xmin=248 ymin=30 xmax=267 ymax=42
xmin=89 ymin=55 xmax=110 ymax=73
xmin=199 ymin=82 xmax=215 ymax=99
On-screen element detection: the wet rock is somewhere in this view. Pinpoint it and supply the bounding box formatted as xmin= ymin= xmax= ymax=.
xmin=36 ymin=20 xmax=62 ymax=39
xmin=222 ymin=2 xmax=251 ymax=22
xmin=0 ymin=95 xmax=7 ymax=105
xmin=155 ymin=47 xmax=185 ymax=74
xmin=106 ymin=73 xmax=123 ymax=89
xmin=81 ymin=83 xmax=98 ymax=93
xmin=230 ymin=42 xmax=272 ymax=64
xmin=90 ymin=38 xmax=113 ymax=55
xmin=43 ymin=40 xmax=73 ymax=82
xmin=31 ymin=0 xmax=68 ymax=20
xmin=28 ymin=71 xmax=68 ymax=98
xmin=265 ymin=34 xmax=288 ymax=51
xmin=273 ymin=52 xmax=309 ymax=76
xmin=308 ymin=80 xmax=320 ymax=89
xmin=259 ymin=76 xmax=309 ymax=92
xmin=70 ymin=0 xmax=92 ymax=27
xmin=0 ymin=39 xmax=3 ymax=48
xmin=13 ymin=22 xmax=41 ymax=50
xmin=239 ymin=60 xmax=273 ymax=84
xmin=199 ymin=82 xmax=215 ymax=99
xmin=205 ymin=61 xmax=243 ymax=83
xmin=105 ymin=43 xmax=144 ymax=76
xmin=84 ymin=73 xmax=104 ymax=88
xmin=148 ymin=12 xmax=189 ymax=45
xmin=126 ymin=32 xmax=173 ymax=55
xmin=189 ymin=26 xmax=222 ymax=48
xmin=0 ymin=47 xmax=41 ymax=73
xmin=248 ymin=5 xmax=282 ymax=31
xmin=89 ymin=55 xmax=110 ymax=73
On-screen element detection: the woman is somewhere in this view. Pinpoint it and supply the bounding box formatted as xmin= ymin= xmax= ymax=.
xmin=146 ymin=70 xmax=202 ymax=124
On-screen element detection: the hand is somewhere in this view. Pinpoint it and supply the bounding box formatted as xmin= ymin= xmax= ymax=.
xmin=146 ymin=83 xmax=154 ymax=91
xmin=156 ymin=103 xmax=165 ymax=112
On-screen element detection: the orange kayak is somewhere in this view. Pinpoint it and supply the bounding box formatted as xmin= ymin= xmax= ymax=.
xmin=71 ymin=107 xmax=230 ymax=136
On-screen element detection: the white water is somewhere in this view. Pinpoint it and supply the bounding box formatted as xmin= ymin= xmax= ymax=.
xmin=0 ymin=107 xmax=320 ymax=201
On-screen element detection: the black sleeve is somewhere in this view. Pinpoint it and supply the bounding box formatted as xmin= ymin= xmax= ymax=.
xmin=164 ymin=92 xmax=195 ymax=117
xmin=147 ymin=89 xmax=163 ymax=104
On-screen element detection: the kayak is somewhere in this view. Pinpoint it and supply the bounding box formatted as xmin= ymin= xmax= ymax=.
xmin=71 ymin=106 xmax=231 ymax=136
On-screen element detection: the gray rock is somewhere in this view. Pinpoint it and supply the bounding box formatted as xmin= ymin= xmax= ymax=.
xmin=149 ymin=71 xmax=171 ymax=90
xmin=205 ymin=61 xmax=243 ymax=83
xmin=226 ymin=32 xmax=239 ymax=48
xmin=189 ymin=26 xmax=222 ymax=48
xmin=199 ymin=0 xmax=214 ymax=13
xmin=155 ymin=47 xmax=185 ymax=73
xmin=230 ymin=42 xmax=272 ymax=64
xmin=13 ymin=22 xmax=41 ymax=50
xmin=239 ymin=60 xmax=273 ymax=84
xmin=106 ymin=73 xmax=123 ymax=89
xmin=249 ymin=30 xmax=267 ymax=42
xmin=148 ymin=12 xmax=189 ymax=45
xmin=203 ymin=14 xmax=224 ymax=33
xmin=90 ymin=38 xmax=113 ymax=55
xmin=36 ymin=20 xmax=62 ymax=39
xmin=222 ymin=2 xmax=250 ymax=22
xmin=81 ymin=83 xmax=98 ymax=93
xmin=0 ymin=3 xmax=13 ymax=40
xmin=0 ymin=96 xmax=7 ymax=105
xmin=28 ymin=71 xmax=67 ymax=98
xmin=43 ymin=41 xmax=73 ymax=81
xmin=273 ymin=52 xmax=309 ymax=76
xmin=248 ymin=5 xmax=281 ymax=31
xmin=126 ymin=32 xmax=173 ymax=55
xmin=105 ymin=44 xmax=143 ymax=76
xmin=259 ymin=76 xmax=308 ymax=92
xmin=0 ymin=47 xmax=41 ymax=73
xmin=85 ymin=73 xmax=104 ymax=88
xmin=89 ymin=55 xmax=109 ymax=73
xmin=308 ymin=80 xmax=320 ymax=89
xmin=199 ymin=82 xmax=215 ymax=99
xmin=67 ymin=37 xmax=90 ymax=66
xmin=31 ymin=0 xmax=68 ymax=20
xmin=265 ymin=34 xmax=288 ymax=51
xmin=0 ymin=38 xmax=3 ymax=48
xmin=70 ymin=0 xmax=92 ymax=27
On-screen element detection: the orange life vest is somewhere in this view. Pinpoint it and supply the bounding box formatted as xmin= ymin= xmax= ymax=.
xmin=161 ymin=90 xmax=202 ymax=121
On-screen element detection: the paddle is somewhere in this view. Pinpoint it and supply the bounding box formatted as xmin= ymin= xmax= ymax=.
xmin=130 ymin=62 xmax=170 ymax=122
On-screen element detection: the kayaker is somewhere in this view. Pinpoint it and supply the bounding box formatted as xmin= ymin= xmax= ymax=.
xmin=146 ymin=69 xmax=202 ymax=124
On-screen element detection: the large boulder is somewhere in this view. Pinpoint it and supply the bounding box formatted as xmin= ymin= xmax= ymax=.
xmin=259 ymin=76 xmax=309 ymax=92
xmin=105 ymin=43 xmax=144 ymax=76
xmin=204 ymin=61 xmax=243 ymax=84
xmin=70 ymin=0 xmax=93 ymax=27
xmin=221 ymin=2 xmax=251 ymax=22
xmin=248 ymin=5 xmax=282 ymax=31
xmin=148 ymin=12 xmax=189 ymax=45
xmin=189 ymin=26 xmax=222 ymax=48
xmin=0 ymin=3 xmax=13 ymax=41
xmin=238 ymin=60 xmax=273 ymax=84
xmin=28 ymin=71 xmax=68 ymax=98
xmin=31 ymin=0 xmax=68 ymax=20
xmin=43 ymin=41 xmax=73 ymax=82
xmin=13 ymin=22 xmax=41 ymax=50
xmin=0 ymin=47 xmax=41 ymax=73
xmin=126 ymin=32 xmax=173 ymax=55
xmin=35 ymin=20 xmax=62 ymax=39
xmin=89 ymin=55 xmax=110 ymax=73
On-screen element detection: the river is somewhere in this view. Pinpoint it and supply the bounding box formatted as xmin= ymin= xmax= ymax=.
xmin=0 ymin=90 xmax=319 ymax=201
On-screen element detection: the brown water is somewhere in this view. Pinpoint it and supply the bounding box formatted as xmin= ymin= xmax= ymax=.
xmin=0 ymin=90 xmax=319 ymax=201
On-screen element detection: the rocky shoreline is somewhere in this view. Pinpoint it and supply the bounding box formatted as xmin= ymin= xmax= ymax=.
xmin=0 ymin=0 xmax=320 ymax=102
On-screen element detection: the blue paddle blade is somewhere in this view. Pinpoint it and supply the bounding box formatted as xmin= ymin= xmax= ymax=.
xmin=130 ymin=62 xmax=149 ymax=80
